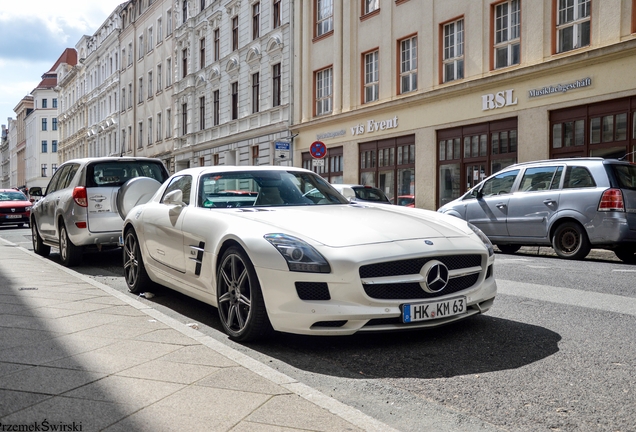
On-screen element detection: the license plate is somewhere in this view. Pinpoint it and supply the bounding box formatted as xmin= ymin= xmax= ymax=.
xmin=402 ymin=297 xmax=466 ymax=323
xmin=5 ymin=215 xmax=21 ymax=219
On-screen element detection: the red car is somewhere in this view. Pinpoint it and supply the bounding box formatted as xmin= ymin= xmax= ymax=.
xmin=0 ymin=189 xmax=31 ymax=228
xmin=397 ymin=195 xmax=415 ymax=207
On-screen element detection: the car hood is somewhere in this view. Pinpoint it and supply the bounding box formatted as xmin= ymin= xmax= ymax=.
xmin=0 ymin=200 xmax=31 ymax=208
xmin=230 ymin=204 xmax=471 ymax=247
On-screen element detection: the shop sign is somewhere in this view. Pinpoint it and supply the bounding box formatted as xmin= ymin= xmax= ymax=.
xmin=351 ymin=116 xmax=399 ymax=136
xmin=482 ymin=89 xmax=518 ymax=111
xmin=316 ymin=129 xmax=346 ymax=140
xmin=528 ymin=77 xmax=592 ymax=98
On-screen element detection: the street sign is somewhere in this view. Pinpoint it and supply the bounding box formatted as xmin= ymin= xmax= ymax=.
xmin=274 ymin=141 xmax=290 ymax=160
xmin=310 ymin=141 xmax=327 ymax=159
xmin=312 ymin=158 xmax=325 ymax=167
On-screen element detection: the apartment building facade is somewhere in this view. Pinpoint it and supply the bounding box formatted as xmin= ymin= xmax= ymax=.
xmin=171 ymin=0 xmax=293 ymax=171
xmin=12 ymin=96 xmax=34 ymax=189
xmin=0 ymin=124 xmax=10 ymax=188
xmin=292 ymin=0 xmax=636 ymax=210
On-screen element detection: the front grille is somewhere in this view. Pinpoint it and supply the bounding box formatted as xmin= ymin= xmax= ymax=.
xmin=363 ymin=273 xmax=479 ymax=300
xmin=312 ymin=320 xmax=347 ymax=328
xmin=295 ymin=282 xmax=331 ymax=300
xmin=0 ymin=207 xmax=27 ymax=214
xmin=359 ymin=255 xmax=481 ymax=278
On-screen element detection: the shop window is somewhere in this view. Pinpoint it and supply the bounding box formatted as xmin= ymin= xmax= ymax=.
xmin=442 ymin=18 xmax=464 ymax=83
xmin=555 ymin=0 xmax=590 ymax=53
xmin=359 ymin=137 xmax=415 ymax=203
xmin=493 ymin=0 xmax=521 ymax=69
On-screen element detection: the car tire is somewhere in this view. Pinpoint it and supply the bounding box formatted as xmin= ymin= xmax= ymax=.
xmin=614 ymin=246 xmax=636 ymax=264
xmin=497 ymin=244 xmax=521 ymax=254
xmin=216 ymin=246 xmax=272 ymax=342
xmin=552 ymin=221 xmax=591 ymax=260
xmin=59 ymin=223 xmax=83 ymax=267
xmin=32 ymin=222 xmax=50 ymax=257
xmin=123 ymin=228 xmax=152 ymax=294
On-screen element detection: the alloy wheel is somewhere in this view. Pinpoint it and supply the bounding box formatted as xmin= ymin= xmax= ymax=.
xmin=218 ymin=253 xmax=252 ymax=334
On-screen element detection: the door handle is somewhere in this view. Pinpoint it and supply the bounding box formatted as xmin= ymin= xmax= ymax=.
xmin=496 ymin=202 xmax=507 ymax=209
xmin=543 ymin=199 xmax=556 ymax=206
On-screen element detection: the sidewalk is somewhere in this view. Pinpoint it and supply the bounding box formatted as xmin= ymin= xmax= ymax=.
xmin=0 ymin=239 xmax=398 ymax=432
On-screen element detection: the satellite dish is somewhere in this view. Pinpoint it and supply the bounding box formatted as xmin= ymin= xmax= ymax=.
xmin=116 ymin=177 xmax=162 ymax=220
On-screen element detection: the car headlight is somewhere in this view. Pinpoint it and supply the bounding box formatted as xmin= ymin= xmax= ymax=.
xmin=264 ymin=233 xmax=331 ymax=273
xmin=467 ymin=223 xmax=494 ymax=257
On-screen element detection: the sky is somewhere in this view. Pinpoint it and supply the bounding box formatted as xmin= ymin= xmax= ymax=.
xmin=0 ymin=0 xmax=127 ymax=128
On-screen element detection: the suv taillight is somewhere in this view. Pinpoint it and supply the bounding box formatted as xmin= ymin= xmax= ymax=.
xmin=598 ymin=188 xmax=625 ymax=212
xmin=73 ymin=187 xmax=88 ymax=207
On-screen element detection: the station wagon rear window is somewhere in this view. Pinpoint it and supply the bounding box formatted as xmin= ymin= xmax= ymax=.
xmin=86 ymin=161 xmax=168 ymax=187
xmin=610 ymin=164 xmax=636 ymax=190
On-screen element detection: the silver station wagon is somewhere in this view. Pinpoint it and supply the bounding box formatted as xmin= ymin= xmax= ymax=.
xmin=29 ymin=157 xmax=169 ymax=267
xmin=438 ymin=158 xmax=636 ymax=262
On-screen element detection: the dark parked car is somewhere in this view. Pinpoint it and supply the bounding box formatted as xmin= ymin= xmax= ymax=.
xmin=438 ymin=158 xmax=636 ymax=262
xmin=29 ymin=157 xmax=169 ymax=266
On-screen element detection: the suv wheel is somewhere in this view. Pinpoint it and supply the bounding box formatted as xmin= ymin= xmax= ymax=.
xmin=614 ymin=246 xmax=636 ymax=264
xmin=59 ymin=223 xmax=83 ymax=267
xmin=497 ymin=244 xmax=521 ymax=254
xmin=32 ymin=222 xmax=50 ymax=257
xmin=552 ymin=221 xmax=591 ymax=260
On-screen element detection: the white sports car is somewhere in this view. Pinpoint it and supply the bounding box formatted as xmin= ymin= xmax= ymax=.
xmin=120 ymin=166 xmax=497 ymax=341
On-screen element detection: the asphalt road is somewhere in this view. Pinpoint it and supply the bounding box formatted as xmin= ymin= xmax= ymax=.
xmin=3 ymin=226 xmax=635 ymax=432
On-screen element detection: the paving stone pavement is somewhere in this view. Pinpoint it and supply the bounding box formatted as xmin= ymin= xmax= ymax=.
xmin=0 ymin=238 xmax=399 ymax=432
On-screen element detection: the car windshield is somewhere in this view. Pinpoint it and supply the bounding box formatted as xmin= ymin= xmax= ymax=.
xmin=198 ymin=170 xmax=348 ymax=208
xmin=610 ymin=164 xmax=636 ymax=190
xmin=0 ymin=191 xmax=28 ymax=201
xmin=353 ymin=187 xmax=390 ymax=202
xmin=86 ymin=161 xmax=168 ymax=187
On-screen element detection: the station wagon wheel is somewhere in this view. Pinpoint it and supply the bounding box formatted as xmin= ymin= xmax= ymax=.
xmin=123 ymin=228 xmax=151 ymax=294
xmin=216 ymin=246 xmax=271 ymax=342
xmin=552 ymin=221 xmax=591 ymax=260
xmin=497 ymin=244 xmax=521 ymax=254
xmin=59 ymin=223 xmax=82 ymax=267
xmin=32 ymin=221 xmax=50 ymax=257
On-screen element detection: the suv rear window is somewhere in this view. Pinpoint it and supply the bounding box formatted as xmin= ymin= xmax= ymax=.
xmin=86 ymin=161 xmax=168 ymax=187
xmin=610 ymin=164 xmax=636 ymax=190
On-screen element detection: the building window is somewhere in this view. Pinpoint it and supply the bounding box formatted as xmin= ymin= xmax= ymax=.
xmin=166 ymin=58 xmax=172 ymax=86
xmin=157 ymin=18 xmax=163 ymax=42
xmin=252 ymin=146 xmax=259 ymax=165
xmin=166 ymin=108 xmax=172 ymax=138
xmin=42 ymin=140 xmax=48 ymax=153
xmin=157 ymin=64 xmax=162 ymax=92
xmin=359 ymin=137 xmax=414 ymax=204
xmin=148 ymin=71 xmax=153 ymax=98
xmin=42 ymin=99 xmax=48 ymax=108
xmin=252 ymin=2 xmax=260 ymax=40
xmin=41 ymin=164 xmax=47 ymax=177
xmin=148 ymin=117 xmax=153 ymax=145
xmin=252 ymin=72 xmax=260 ymax=113
xmin=364 ymin=50 xmax=379 ymax=103
xmin=213 ymin=90 xmax=220 ymax=125
xmin=437 ymin=118 xmax=518 ymax=208
xmin=138 ymin=35 xmax=144 ymax=59
xmin=139 ymin=77 xmax=143 ymax=102
xmin=138 ymin=122 xmax=143 ymax=148
xmin=148 ymin=27 xmax=153 ymax=52
xmin=128 ymin=83 xmax=133 ymax=107
xmin=52 ymin=164 xmax=57 ymax=174
xmin=122 ymin=88 xmax=126 ymax=110
xmin=364 ymin=0 xmax=379 ymax=15
xmin=201 ymin=0 xmax=206 ymax=12
xmin=42 ymin=118 xmax=47 ymax=131
xmin=273 ymin=0 xmax=281 ymax=28
xmin=303 ymin=146 xmax=344 ymax=183
xmin=494 ymin=0 xmax=521 ymax=69
xmin=157 ymin=113 xmax=162 ymax=141
xmin=214 ymin=29 xmax=220 ymax=61
xmin=182 ymin=103 xmax=188 ymax=135
xmin=316 ymin=0 xmax=333 ymax=37
xmin=231 ymin=82 xmax=239 ymax=120
xmin=232 ymin=16 xmax=239 ymax=51
xmin=182 ymin=0 xmax=188 ymax=24
xmin=52 ymin=118 xmax=58 ymax=131
xmin=213 ymin=154 xmax=220 ymax=165
xmin=199 ymin=96 xmax=205 ymax=130
xmin=52 ymin=98 xmax=57 ymax=108
xmin=182 ymin=48 xmax=188 ymax=78
xmin=443 ymin=18 xmax=464 ymax=83
xmin=200 ymin=38 xmax=205 ymax=69
xmin=128 ymin=126 xmax=132 ymax=151
xmin=272 ymin=63 xmax=281 ymax=107
xmin=167 ymin=9 xmax=173 ymax=34
xmin=315 ymin=67 xmax=333 ymax=116
xmin=52 ymin=140 xmax=57 ymax=153
xmin=399 ymin=36 xmax=417 ymax=94
xmin=556 ymin=0 xmax=591 ymax=53
xmin=122 ymin=129 xmax=127 ymax=151
xmin=128 ymin=43 xmax=133 ymax=66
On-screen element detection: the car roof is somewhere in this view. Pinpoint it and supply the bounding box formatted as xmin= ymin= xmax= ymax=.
xmin=61 ymin=156 xmax=165 ymax=165
xmin=503 ymin=157 xmax=634 ymax=170
xmin=171 ymin=165 xmax=317 ymax=177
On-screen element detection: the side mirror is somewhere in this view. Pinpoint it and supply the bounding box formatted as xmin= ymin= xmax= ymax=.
xmin=163 ymin=189 xmax=185 ymax=206
xmin=29 ymin=187 xmax=43 ymax=197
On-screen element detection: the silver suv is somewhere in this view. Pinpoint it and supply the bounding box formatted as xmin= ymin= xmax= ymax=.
xmin=438 ymin=158 xmax=636 ymax=262
xmin=29 ymin=157 xmax=169 ymax=266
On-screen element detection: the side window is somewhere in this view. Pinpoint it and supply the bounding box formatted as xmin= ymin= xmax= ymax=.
xmin=550 ymin=166 xmax=564 ymax=190
xmin=519 ymin=166 xmax=559 ymax=192
xmin=161 ymin=175 xmax=192 ymax=205
xmin=480 ymin=169 xmax=520 ymax=197
xmin=59 ymin=164 xmax=80 ymax=191
xmin=44 ymin=165 xmax=70 ymax=194
xmin=563 ymin=166 xmax=596 ymax=189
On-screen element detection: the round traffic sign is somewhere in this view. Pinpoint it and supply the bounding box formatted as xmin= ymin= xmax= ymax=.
xmin=310 ymin=141 xmax=327 ymax=159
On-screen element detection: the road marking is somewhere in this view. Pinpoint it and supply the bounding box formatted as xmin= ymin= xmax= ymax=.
xmin=497 ymin=279 xmax=636 ymax=317
xmin=611 ymin=269 xmax=636 ymax=273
